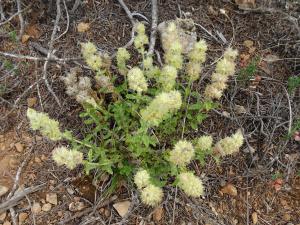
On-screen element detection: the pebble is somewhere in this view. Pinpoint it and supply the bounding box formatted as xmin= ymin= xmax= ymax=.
xmin=34 ymin=157 xmax=41 ymax=163
xmin=42 ymin=203 xmax=52 ymax=212
xmin=0 ymin=212 xmax=7 ymax=221
xmin=3 ymin=221 xmax=11 ymax=225
xmin=18 ymin=212 xmax=28 ymax=224
xmin=32 ymin=202 xmax=42 ymax=214
xmin=0 ymin=185 xmax=9 ymax=197
xmin=46 ymin=193 xmax=58 ymax=205
xmin=15 ymin=143 xmax=24 ymax=152
xmin=57 ymin=211 xmax=63 ymax=217
xmin=69 ymin=202 xmax=85 ymax=212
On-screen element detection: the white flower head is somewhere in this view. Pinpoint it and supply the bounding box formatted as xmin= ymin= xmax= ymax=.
xmin=169 ymin=140 xmax=195 ymax=166
xmin=52 ymin=146 xmax=83 ymax=170
xmin=127 ymin=67 xmax=148 ymax=93
xmin=196 ymin=135 xmax=213 ymax=151
xmin=134 ymin=169 xmax=151 ymax=190
xmin=141 ymin=184 xmax=163 ymax=206
xmin=178 ymin=172 xmax=204 ymax=197
xmin=27 ymin=108 xmax=62 ymax=141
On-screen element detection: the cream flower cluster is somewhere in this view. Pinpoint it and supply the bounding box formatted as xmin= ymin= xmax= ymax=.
xmin=164 ymin=22 xmax=183 ymax=69
xmin=52 ymin=146 xmax=83 ymax=169
xmin=186 ymin=40 xmax=208 ymax=81
xmin=127 ymin=67 xmax=148 ymax=94
xmin=204 ymin=48 xmax=238 ymax=99
xmin=116 ymin=47 xmax=130 ymax=76
xmin=169 ymin=140 xmax=195 ymax=166
xmin=196 ymin=135 xmax=213 ymax=151
xmin=214 ymin=129 xmax=244 ymax=156
xmin=27 ymin=108 xmax=62 ymax=141
xmin=134 ymin=23 xmax=149 ymax=52
xmin=62 ymin=69 xmax=97 ymax=106
xmin=81 ymin=42 xmax=103 ymax=73
xmin=141 ymin=90 xmax=182 ymax=126
xmin=134 ymin=169 xmax=163 ymax=206
xmin=178 ymin=172 xmax=204 ymax=197
xmin=158 ymin=65 xmax=177 ymax=91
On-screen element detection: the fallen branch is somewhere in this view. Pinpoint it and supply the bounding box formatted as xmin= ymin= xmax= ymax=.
xmin=147 ymin=0 xmax=158 ymax=56
xmin=0 ymin=184 xmax=46 ymax=213
xmin=58 ymin=195 xmax=118 ymax=225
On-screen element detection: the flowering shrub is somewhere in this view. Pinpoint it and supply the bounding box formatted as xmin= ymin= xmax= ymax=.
xmin=27 ymin=21 xmax=244 ymax=206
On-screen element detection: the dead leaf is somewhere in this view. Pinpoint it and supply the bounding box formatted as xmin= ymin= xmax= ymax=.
xmin=77 ymin=22 xmax=90 ymax=33
xmin=153 ymin=206 xmax=164 ymax=222
xmin=243 ymin=40 xmax=254 ymax=48
xmin=21 ymin=34 xmax=30 ymax=43
xmin=263 ymin=54 xmax=280 ymax=63
xmin=27 ymin=97 xmax=37 ymax=107
xmin=234 ymin=104 xmax=247 ymax=115
xmin=252 ymin=212 xmax=258 ymax=224
xmin=113 ymin=201 xmax=131 ymax=218
xmin=25 ymin=24 xmax=41 ymax=39
xmin=235 ymin=0 xmax=256 ymax=9
xmin=220 ymin=184 xmax=238 ymax=196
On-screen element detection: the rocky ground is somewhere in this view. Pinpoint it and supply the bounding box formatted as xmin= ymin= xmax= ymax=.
xmin=0 ymin=0 xmax=300 ymax=224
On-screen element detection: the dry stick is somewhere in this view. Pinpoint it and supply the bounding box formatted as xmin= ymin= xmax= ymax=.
xmin=58 ymin=195 xmax=118 ymax=225
xmin=0 ymin=184 xmax=46 ymax=213
xmin=147 ymin=0 xmax=158 ymax=56
xmin=54 ymin=0 xmax=70 ymax=41
xmin=0 ymin=50 xmax=81 ymax=62
xmin=0 ymin=4 xmax=31 ymax=26
xmin=117 ymin=0 xmax=135 ymax=49
xmin=0 ymin=1 xmax=5 ymax=21
xmin=42 ymin=0 xmax=62 ymax=107
xmin=16 ymin=0 xmax=24 ymax=40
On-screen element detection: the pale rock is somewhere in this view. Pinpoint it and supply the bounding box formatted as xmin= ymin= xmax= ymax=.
xmin=220 ymin=184 xmax=238 ymax=196
xmin=113 ymin=201 xmax=131 ymax=218
xmin=69 ymin=202 xmax=85 ymax=212
xmin=34 ymin=157 xmax=41 ymax=163
xmin=15 ymin=143 xmax=24 ymax=152
xmin=32 ymin=202 xmax=42 ymax=214
xmin=46 ymin=193 xmax=58 ymax=205
xmin=0 ymin=212 xmax=7 ymax=221
xmin=42 ymin=203 xmax=52 ymax=212
xmin=0 ymin=185 xmax=9 ymax=197
xmin=18 ymin=212 xmax=28 ymax=224
xmin=3 ymin=221 xmax=12 ymax=225
xmin=252 ymin=212 xmax=258 ymax=224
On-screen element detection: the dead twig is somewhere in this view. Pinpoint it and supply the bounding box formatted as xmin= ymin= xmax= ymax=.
xmin=0 ymin=184 xmax=46 ymax=213
xmin=0 ymin=2 xmax=5 ymax=21
xmin=58 ymin=195 xmax=118 ymax=225
xmin=0 ymin=50 xmax=81 ymax=62
xmin=42 ymin=0 xmax=62 ymax=107
xmin=117 ymin=0 xmax=135 ymax=49
xmin=147 ymin=0 xmax=158 ymax=56
xmin=54 ymin=0 xmax=70 ymax=41
xmin=16 ymin=0 xmax=25 ymax=40
xmin=0 ymin=3 xmax=31 ymax=26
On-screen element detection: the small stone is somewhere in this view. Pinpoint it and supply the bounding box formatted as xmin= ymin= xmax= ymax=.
xmin=104 ymin=209 xmax=110 ymax=218
xmin=32 ymin=202 xmax=41 ymax=214
xmin=0 ymin=212 xmax=7 ymax=221
xmin=3 ymin=221 xmax=11 ymax=225
xmin=0 ymin=185 xmax=9 ymax=197
xmin=27 ymin=97 xmax=37 ymax=107
xmin=69 ymin=202 xmax=85 ymax=212
xmin=283 ymin=213 xmax=291 ymax=221
xmin=15 ymin=143 xmax=24 ymax=152
xmin=113 ymin=201 xmax=131 ymax=218
xmin=99 ymin=208 xmax=105 ymax=214
xmin=66 ymin=188 xmax=74 ymax=195
xmin=34 ymin=157 xmax=41 ymax=163
xmin=220 ymin=184 xmax=238 ymax=196
xmin=42 ymin=203 xmax=52 ymax=212
xmin=153 ymin=206 xmax=164 ymax=222
xmin=57 ymin=211 xmax=63 ymax=217
xmin=252 ymin=212 xmax=258 ymax=224
xmin=41 ymin=199 xmax=46 ymax=204
xmin=18 ymin=212 xmax=28 ymax=223
xmin=41 ymin=154 xmax=47 ymax=161
xmin=46 ymin=193 xmax=58 ymax=205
